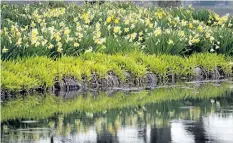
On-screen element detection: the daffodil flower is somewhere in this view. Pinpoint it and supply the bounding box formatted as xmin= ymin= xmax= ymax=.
xmin=168 ymin=39 xmax=174 ymax=45
xmin=74 ymin=42 xmax=79 ymax=47
xmin=2 ymin=47 xmax=8 ymax=53
xmin=48 ymin=43 xmax=54 ymax=49
xmin=106 ymin=17 xmax=112 ymax=23
xmin=85 ymin=47 xmax=93 ymax=53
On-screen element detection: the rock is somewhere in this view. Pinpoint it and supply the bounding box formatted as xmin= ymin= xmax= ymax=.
xmin=123 ymin=71 xmax=135 ymax=87
xmin=54 ymin=80 xmax=65 ymax=90
xmin=193 ymin=66 xmax=207 ymax=80
xmin=88 ymin=73 xmax=100 ymax=88
xmin=211 ymin=68 xmax=221 ymax=79
xmin=99 ymin=78 xmax=108 ymax=87
xmin=54 ymin=77 xmax=81 ymax=91
xmin=106 ymin=71 xmax=120 ymax=87
xmin=81 ymin=76 xmax=88 ymax=90
xmin=145 ymin=72 xmax=157 ymax=87
xmin=210 ymin=66 xmax=225 ymax=79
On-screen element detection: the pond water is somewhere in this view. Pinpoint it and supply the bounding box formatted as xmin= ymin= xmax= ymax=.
xmin=1 ymin=81 xmax=233 ymax=143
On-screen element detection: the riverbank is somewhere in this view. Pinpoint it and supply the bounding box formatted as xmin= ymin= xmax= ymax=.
xmin=1 ymin=52 xmax=232 ymax=95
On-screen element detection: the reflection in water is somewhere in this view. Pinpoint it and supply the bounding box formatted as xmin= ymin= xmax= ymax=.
xmin=203 ymin=113 xmax=233 ymax=142
xmin=171 ymin=121 xmax=195 ymax=143
xmin=1 ymin=83 xmax=233 ymax=143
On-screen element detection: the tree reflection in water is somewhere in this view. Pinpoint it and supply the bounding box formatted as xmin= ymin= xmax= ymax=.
xmin=1 ymin=83 xmax=233 ymax=143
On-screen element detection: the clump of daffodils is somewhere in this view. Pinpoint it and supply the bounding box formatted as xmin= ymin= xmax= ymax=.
xmin=1 ymin=2 xmax=233 ymax=57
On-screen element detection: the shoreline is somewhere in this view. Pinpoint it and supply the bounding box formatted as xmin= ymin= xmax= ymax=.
xmin=1 ymin=66 xmax=232 ymax=98
xmin=1 ymin=53 xmax=233 ymax=96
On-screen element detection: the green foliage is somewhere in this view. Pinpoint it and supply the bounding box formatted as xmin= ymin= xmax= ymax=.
xmin=1 ymin=53 xmax=232 ymax=91
xmin=101 ymin=36 xmax=140 ymax=54
xmin=144 ymin=31 xmax=186 ymax=55
xmin=192 ymin=9 xmax=215 ymax=24
xmin=212 ymin=27 xmax=233 ymax=55
xmin=1 ymin=2 xmax=233 ymax=59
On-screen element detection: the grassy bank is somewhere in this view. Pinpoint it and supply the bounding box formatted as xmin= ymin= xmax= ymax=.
xmin=1 ymin=82 xmax=232 ymax=122
xmin=1 ymin=2 xmax=233 ymax=59
xmin=1 ymin=53 xmax=232 ymax=92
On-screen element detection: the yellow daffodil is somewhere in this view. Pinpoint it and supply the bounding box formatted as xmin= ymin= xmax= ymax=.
xmin=16 ymin=31 xmax=21 ymax=37
xmin=57 ymin=47 xmax=63 ymax=53
xmin=189 ymin=23 xmax=193 ymax=29
xmin=168 ymin=39 xmax=174 ymax=45
xmin=205 ymin=33 xmax=210 ymax=39
xmin=74 ymin=17 xmax=78 ymax=22
xmin=197 ymin=25 xmax=203 ymax=32
xmin=181 ymin=20 xmax=187 ymax=26
xmin=74 ymin=42 xmax=79 ymax=47
xmin=228 ymin=23 xmax=232 ymax=27
xmin=31 ymin=21 xmax=36 ymax=27
xmin=42 ymin=40 xmax=48 ymax=46
xmin=82 ymin=12 xmax=89 ymax=20
xmin=113 ymin=26 xmax=120 ymax=34
xmin=31 ymin=28 xmax=38 ymax=37
xmin=154 ymin=27 xmax=162 ymax=36
xmin=210 ymin=36 xmax=215 ymax=43
xmin=130 ymin=33 xmax=137 ymax=40
xmin=124 ymin=19 xmax=130 ymax=25
xmin=64 ymin=27 xmax=71 ymax=35
xmin=66 ymin=37 xmax=73 ymax=43
xmin=138 ymin=36 xmax=143 ymax=41
xmin=114 ymin=19 xmax=119 ymax=24
xmin=124 ymin=28 xmax=129 ymax=33
xmin=41 ymin=21 xmax=46 ymax=27
xmin=178 ymin=31 xmax=185 ymax=37
xmin=41 ymin=27 xmax=47 ymax=33
xmin=57 ymin=42 xmax=62 ymax=48
xmin=37 ymin=18 xmax=41 ymax=24
xmin=31 ymin=36 xmax=38 ymax=44
xmin=16 ymin=38 xmax=22 ymax=47
xmin=59 ymin=21 xmax=65 ymax=27
xmin=55 ymin=36 xmax=61 ymax=42
xmin=149 ymin=23 xmax=153 ymax=28
xmin=130 ymin=24 xmax=135 ymax=29
xmin=106 ymin=17 xmax=112 ymax=23
xmin=35 ymin=41 xmax=40 ymax=47
xmin=54 ymin=32 xmax=61 ymax=42
xmin=48 ymin=43 xmax=54 ymax=49
xmin=139 ymin=31 xmax=143 ymax=36
xmin=2 ymin=46 xmax=8 ymax=53
xmin=97 ymin=31 xmax=101 ymax=38
xmin=85 ymin=47 xmax=93 ymax=53
xmin=57 ymin=42 xmax=63 ymax=53
xmin=191 ymin=38 xmax=200 ymax=44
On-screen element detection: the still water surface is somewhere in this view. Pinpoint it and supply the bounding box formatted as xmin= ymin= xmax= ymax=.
xmin=1 ymin=82 xmax=233 ymax=143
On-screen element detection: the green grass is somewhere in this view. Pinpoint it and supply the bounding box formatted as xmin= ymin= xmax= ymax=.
xmin=1 ymin=53 xmax=232 ymax=92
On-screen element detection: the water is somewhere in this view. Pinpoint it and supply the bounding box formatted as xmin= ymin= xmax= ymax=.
xmin=1 ymin=82 xmax=233 ymax=143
